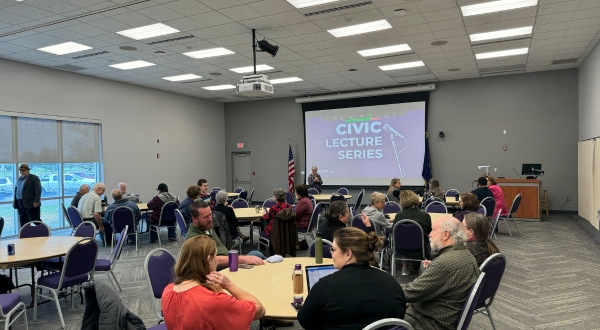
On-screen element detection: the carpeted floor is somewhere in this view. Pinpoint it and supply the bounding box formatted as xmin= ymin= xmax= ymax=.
xmin=4 ymin=214 xmax=600 ymax=330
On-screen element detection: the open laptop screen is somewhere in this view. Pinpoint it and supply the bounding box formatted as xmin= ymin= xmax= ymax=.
xmin=305 ymin=265 xmax=337 ymax=292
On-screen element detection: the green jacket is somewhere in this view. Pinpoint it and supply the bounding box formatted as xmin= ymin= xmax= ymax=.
xmin=184 ymin=225 xmax=228 ymax=256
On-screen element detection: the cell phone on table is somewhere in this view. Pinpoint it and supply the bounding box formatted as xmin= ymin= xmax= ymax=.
xmin=238 ymin=263 xmax=254 ymax=269
xmin=290 ymin=302 xmax=303 ymax=312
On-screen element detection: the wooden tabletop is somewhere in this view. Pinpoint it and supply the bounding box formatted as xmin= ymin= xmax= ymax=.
xmin=103 ymin=203 xmax=148 ymax=212
xmin=228 ymin=192 xmax=239 ymax=198
xmin=0 ymin=236 xmax=85 ymax=270
xmin=418 ymin=196 xmax=460 ymax=206
xmin=311 ymin=194 xmax=352 ymax=202
xmin=221 ymin=257 xmax=332 ymax=319
xmin=234 ymin=207 xmax=264 ymax=220
xmin=386 ymin=212 xmax=449 ymax=223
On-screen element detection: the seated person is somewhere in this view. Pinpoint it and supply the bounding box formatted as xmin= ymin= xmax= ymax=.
xmin=295 ymin=184 xmax=313 ymax=231
xmin=71 ymin=184 xmax=89 ymax=207
xmin=147 ymin=183 xmax=178 ymax=242
xmin=471 ymin=177 xmax=494 ymax=203
xmin=387 ymin=178 xmax=401 ymax=203
xmin=105 ymin=189 xmax=141 ymax=244
xmin=298 ymin=227 xmax=405 ymax=329
xmin=453 ymin=193 xmax=480 ymax=221
xmin=118 ymin=182 xmax=137 ymax=202
xmin=162 ymin=235 xmax=265 ymax=330
xmin=463 ymin=213 xmax=500 ymax=266
xmin=393 ymin=190 xmax=432 ymax=275
xmin=262 ymin=188 xmax=291 ymax=236
xmin=77 ymin=182 xmax=113 ymax=246
xmin=197 ymin=178 xmax=213 ymax=205
xmin=403 ymin=217 xmax=480 ymax=330
xmin=185 ymin=200 xmax=266 ymax=265
xmin=486 ymin=176 xmax=508 ymax=217
xmin=317 ymin=200 xmax=350 ymax=242
xmin=212 ymin=190 xmax=249 ymax=242
xmin=422 ymin=178 xmax=445 ymax=208
xmin=363 ymin=192 xmax=390 ymax=235
xmin=179 ymin=185 xmax=200 ymax=227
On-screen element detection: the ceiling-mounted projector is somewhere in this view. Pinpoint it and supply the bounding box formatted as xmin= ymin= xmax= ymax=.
xmin=236 ymin=74 xmax=274 ymax=96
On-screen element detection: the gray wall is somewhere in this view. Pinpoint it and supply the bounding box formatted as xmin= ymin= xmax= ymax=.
xmin=0 ymin=58 xmax=226 ymax=201
xmin=225 ymin=69 xmax=579 ymax=211
xmin=579 ymin=42 xmax=600 ymax=141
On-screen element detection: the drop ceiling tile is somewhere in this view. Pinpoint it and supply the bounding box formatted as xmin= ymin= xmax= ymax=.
xmin=65 ymin=23 xmax=110 ymax=38
xmin=273 ymin=35 xmax=310 ymax=46
xmin=419 ymin=52 xmax=448 ymax=60
xmin=189 ymin=11 xmax=234 ymax=27
xmin=203 ymin=0 xmax=245 ymax=10
xmin=338 ymin=34 xmax=373 ymax=45
xmin=239 ymin=17 xmax=279 ymax=30
xmin=286 ymin=22 xmax=322 ymax=35
xmin=0 ymin=11 xmax=32 ymax=25
xmin=569 ymin=17 xmax=600 ymax=29
xmin=87 ymin=18 xmax=133 ymax=33
xmin=402 ymin=32 xmax=436 ymax=43
xmin=534 ymin=21 xmax=570 ymax=33
xmin=388 ymin=14 xmax=427 ymax=28
xmin=580 ymin=0 xmax=600 ymax=9
xmin=137 ymin=5 xmax=184 ymax=21
xmin=188 ymin=27 xmax=227 ymax=39
xmin=532 ymin=37 xmax=563 ymax=47
xmin=27 ymin=0 xmax=80 ymax=15
xmin=163 ymin=0 xmax=213 ymax=16
xmin=268 ymin=11 xmax=309 ymax=26
xmin=565 ymin=25 xmax=600 ymax=36
xmin=422 ymin=8 xmax=461 ymax=23
xmin=248 ymin=0 xmax=296 ymax=15
xmin=3 ymin=4 xmax=55 ymax=20
xmin=466 ymin=18 xmax=536 ymax=34
xmin=219 ymin=5 xmax=263 ymax=21
xmin=428 ymin=18 xmax=464 ymax=32
xmin=433 ymin=28 xmax=467 ymax=39
xmin=538 ymin=1 xmax=580 ymax=15
xmin=299 ymin=31 xmax=335 ymax=43
xmin=110 ymin=11 xmax=157 ymax=27
xmin=396 ymin=24 xmax=431 ymax=36
xmin=536 ymin=12 xmax=576 ymax=25
xmin=563 ymin=33 xmax=597 ymax=43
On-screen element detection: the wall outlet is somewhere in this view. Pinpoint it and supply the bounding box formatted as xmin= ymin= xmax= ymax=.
xmin=566 ymin=197 xmax=571 ymax=201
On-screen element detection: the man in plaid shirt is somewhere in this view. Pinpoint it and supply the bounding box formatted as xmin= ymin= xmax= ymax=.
xmin=403 ymin=216 xmax=480 ymax=330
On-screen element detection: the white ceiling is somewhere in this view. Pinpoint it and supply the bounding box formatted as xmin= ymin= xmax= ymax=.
xmin=0 ymin=0 xmax=597 ymax=103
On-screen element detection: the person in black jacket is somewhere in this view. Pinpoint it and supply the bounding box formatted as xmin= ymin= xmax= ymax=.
xmin=316 ymin=200 xmax=349 ymax=242
xmin=471 ymin=177 xmax=494 ymax=203
xmin=212 ymin=190 xmax=240 ymax=239
xmin=12 ymin=163 xmax=42 ymax=227
xmin=298 ymin=226 xmax=406 ymax=330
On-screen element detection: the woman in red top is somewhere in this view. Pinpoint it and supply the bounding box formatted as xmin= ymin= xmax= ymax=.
xmin=486 ymin=176 xmax=508 ymax=217
xmin=161 ymin=236 xmax=265 ymax=330
xmin=295 ymin=184 xmax=314 ymax=230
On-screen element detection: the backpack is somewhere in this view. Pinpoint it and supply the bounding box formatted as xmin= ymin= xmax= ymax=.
xmin=212 ymin=211 xmax=234 ymax=250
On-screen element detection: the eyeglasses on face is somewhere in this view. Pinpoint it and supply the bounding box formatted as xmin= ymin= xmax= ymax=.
xmin=329 ymin=246 xmax=336 ymax=254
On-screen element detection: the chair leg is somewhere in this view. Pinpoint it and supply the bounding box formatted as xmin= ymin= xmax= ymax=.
xmin=111 ymin=232 xmax=115 ymax=254
xmin=33 ymin=285 xmax=38 ymax=321
xmin=157 ymin=227 xmax=162 ymax=246
xmin=21 ymin=303 xmax=28 ymax=330
xmin=509 ymin=215 xmax=520 ymax=234
xmin=50 ymin=289 xmax=66 ymax=329
xmin=502 ymin=218 xmax=513 ymax=236
xmin=110 ymin=270 xmax=122 ymax=292
xmin=135 ymin=232 xmax=138 ymax=252
xmin=485 ymin=307 xmax=497 ymax=330
xmin=70 ymin=287 xmax=74 ymax=308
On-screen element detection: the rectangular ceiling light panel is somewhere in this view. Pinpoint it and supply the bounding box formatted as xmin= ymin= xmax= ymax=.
xmin=229 ymin=64 xmax=274 ymax=73
xmin=162 ymin=74 xmax=203 ymax=82
xmin=379 ymin=61 xmax=425 ymax=71
xmin=328 ymin=19 xmax=392 ymax=38
xmin=461 ymin=0 xmax=538 ymax=17
xmin=38 ymin=42 xmax=92 ymax=55
xmin=357 ymin=44 xmax=411 ymax=57
xmin=183 ymin=47 xmax=235 ymax=59
xmin=469 ymin=26 xmax=533 ymax=42
xmin=117 ymin=23 xmax=180 ymax=40
xmin=286 ymin=0 xmax=343 ymax=9
xmin=475 ymin=47 xmax=529 ymax=59
xmin=109 ymin=60 xmax=156 ymax=70
xmin=202 ymin=85 xmax=236 ymax=90
xmin=270 ymin=77 xmax=303 ymax=84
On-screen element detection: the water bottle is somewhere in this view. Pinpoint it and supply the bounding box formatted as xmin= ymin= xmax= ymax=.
xmin=292 ymin=264 xmax=303 ymax=304
xmin=315 ymin=232 xmax=323 ymax=264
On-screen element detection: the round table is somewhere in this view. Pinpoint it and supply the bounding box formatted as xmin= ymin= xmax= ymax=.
xmin=234 ymin=208 xmax=264 ymax=220
xmin=220 ymin=257 xmax=333 ymax=319
xmin=0 ymin=236 xmax=85 ymax=270
xmin=386 ymin=212 xmax=449 ymax=224
xmin=311 ymin=194 xmax=352 ymax=203
xmin=418 ymin=196 xmax=459 ymax=206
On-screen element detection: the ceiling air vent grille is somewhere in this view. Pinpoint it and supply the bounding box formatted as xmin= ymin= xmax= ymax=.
xmin=479 ymin=64 xmax=525 ymax=75
xmin=147 ymin=35 xmax=195 ymax=45
xmin=551 ymin=58 xmax=578 ymax=65
xmin=72 ymin=51 xmax=109 ymax=59
xmin=304 ymin=1 xmax=372 ymax=17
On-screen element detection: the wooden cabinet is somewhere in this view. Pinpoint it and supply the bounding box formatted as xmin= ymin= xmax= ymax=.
xmin=496 ymin=179 xmax=541 ymax=221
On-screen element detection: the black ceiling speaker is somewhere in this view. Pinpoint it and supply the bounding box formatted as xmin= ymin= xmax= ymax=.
xmin=257 ymin=39 xmax=279 ymax=57
xmin=439 ymin=131 xmax=445 ymax=138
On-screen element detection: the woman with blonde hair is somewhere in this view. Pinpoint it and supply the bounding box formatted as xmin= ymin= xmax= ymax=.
xmin=162 ymin=236 xmax=265 ymax=329
xmin=387 ymin=178 xmax=401 ymax=203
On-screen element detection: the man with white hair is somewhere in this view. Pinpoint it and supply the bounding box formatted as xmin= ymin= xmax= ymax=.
xmin=118 ymin=182 xmax=137 ymax=202
xmin=78 ymin=182 xmax=113 ymax=246
xmin=402 ymin=216 xmax=480 ymax=330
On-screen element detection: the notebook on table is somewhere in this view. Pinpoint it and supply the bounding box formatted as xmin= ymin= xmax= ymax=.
xmin=305 ymin=265 xmax=337 ymax=292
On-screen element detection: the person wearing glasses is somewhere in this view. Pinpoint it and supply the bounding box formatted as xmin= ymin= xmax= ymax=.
xmin=12 ymin=163 xmax=42 ymax=227
xmin=298 ymin=226 xmax=406 ymax=330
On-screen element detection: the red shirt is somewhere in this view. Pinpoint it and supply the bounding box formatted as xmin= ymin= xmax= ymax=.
xmin=295 ymin=197 xmax=313 ymax=230
xmin=162 ymin=283 xmax=255 ymax=330
xmin=488 ymin=184 xmax=508 ymax=216
xmin=263 ymin=201 xmax=291 ymax=236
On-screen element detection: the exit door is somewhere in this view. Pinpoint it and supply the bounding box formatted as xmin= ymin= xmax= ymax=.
xmin=232 ymin=152 xmax=252 ymax=193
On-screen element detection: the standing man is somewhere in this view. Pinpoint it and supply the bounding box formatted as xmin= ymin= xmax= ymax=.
xmin=13 ymin=164 xmax=42 ymax=227
xmin=118 ymin=182 xmax=137 ymax=202
xmin=78 ymin=182 xmax=113 ymax=246
xmin=307 ymin=166 xmax=323 ymax=193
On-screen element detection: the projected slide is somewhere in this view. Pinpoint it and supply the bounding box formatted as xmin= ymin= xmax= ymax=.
xmin=305 ymin=102 xmax=425 ymax=186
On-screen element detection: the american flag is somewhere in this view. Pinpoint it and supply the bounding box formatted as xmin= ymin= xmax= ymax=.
xmin=288 ymin=144 xmax=295 ymax=194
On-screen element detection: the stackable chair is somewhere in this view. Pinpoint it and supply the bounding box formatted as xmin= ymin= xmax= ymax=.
xmin=477 ymin=205 xmax=487 ymax=216
xmin=457 ymin=272 xmax=487 ymax=330
xmin=263 ymin=198 xmax=276 ymax=209
xmin=111 ymin=206 xmax=138 ymax=251
xmin=480 ymin=197 xmax=496 ymax=218
xmin=308 ymin=188 xmax=319 ymax=195
xmin=363 ymin=318 xmax=414 ymax=330
xmin=383 ymin=201 xmax=401 ymax=214
xmin=246 ymin=188 xmax=254 ymax=203
xmin=209 ymin=190 xmax=218 ymax=204
xmin=309 ymin=238 xmax=333 ymax=259
xmin=66 ymin=206 xmax=83 ymax=235
xmin=174 ymin=209 xmax=188 ymax=240
xmin=299 ymin=203 xmax=321 ymax=243
xmin=234 ymin=187 xmax=243 ymax=193
xmin=95 ymin=226 xmax=128 ymax=293
xmin=351 ymin=215 xmax=367 ymax=231
xmin=285 ymin=190 xmax=295 ymax=205
xmin=337 ymin=187 xmax=348 ymax=195
xmin=424 ymin=201 xmax=447 ymax=213
xmin=330 ymin=193 xmax=345 ymax=203
xmin=498 ymin=194 xmax=522 ymax=236
xmin=348 ymin=189 xmax=364 ymax=213
xmin=475 ymin=253 xmax=506 ymax=330
xmin=144 ymin=248 xmax=177 ymax=324
xmin=391 ymin=220 xmax=426 ymax=277
xmin=60 ymin=203 xmax=73 ymax=231
xmin=148 ymin=201 xmax=178 ymax=245
xmin=238 ymin=190 xmax=248 ymax=201
xmin=0 ymin=293 xmax=28 ymax=330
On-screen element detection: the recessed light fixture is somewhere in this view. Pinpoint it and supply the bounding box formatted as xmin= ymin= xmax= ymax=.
xmin=357 ymin=44 xmax=411 ymax=57
xmin=270 ymin=77 xmax=303 ymax=84
xmin=328 ymin=20 xmax=392 ymax=38
xmin=202 ymin=84 xmax=236 ymax=91
xmin=109 ymin=60 xmax=155 ymax=70
xmin=183 ymin=47 xmax=235 ymax=59
xmin=475 ymin=47 xmax=529 ymax=59
xmin=116 ymin=23 xmax=180 ymax=40
xmin=38 ymin=42 xmax=92 ymax=55
xmin=379 ymin=61 xmax=425 ymax=71
xmin=470 ymin=26 xmax=533 ymax=42
xmin=162 ymin=74 xmax=203 ymax=82
xmin=461 ymin=0 xmax=538 ymax=17
xmin=285 ymin=0 xmax=343 ymax=9
xmin=229 ymin=64 xmax=274 ymax=74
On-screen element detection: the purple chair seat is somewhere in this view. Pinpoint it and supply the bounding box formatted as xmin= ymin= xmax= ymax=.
xmin=147 ymin=324 xmax=167 ymax=330
xmin=297 ymin=228 xmax=308 ymax=233
xmin=41 ymin=257 xmax=63 ymax=270
xmin=37 ymin=272 xmax=88 ymax=289
xmin=95 ymin=259 xmax=111 ymax=271
xmin=0 ymin=293 xmax=21 ymax=314
xmin=260 ymin=232 xmax=269 ymax=239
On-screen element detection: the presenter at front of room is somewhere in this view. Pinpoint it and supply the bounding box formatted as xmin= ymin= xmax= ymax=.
xmin=308 ymin=166 xmax=323 ymax=193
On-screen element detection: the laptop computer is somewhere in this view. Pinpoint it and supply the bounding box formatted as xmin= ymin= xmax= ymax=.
xmin=305 ymin=265 xmax=337 ymax=292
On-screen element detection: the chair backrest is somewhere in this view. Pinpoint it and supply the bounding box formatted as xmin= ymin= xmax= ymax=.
xmin=19 ymin=221 xmax=51 ymax=238
xmin=330 ymin=193 xmax=345 ymax=203
xmin=285 ymin=190 xmax=295 ymax=204
xmin=509 ymin=194 xmax=522 ymax=214
xmin=74 ymin=221 xmax=97 ymax=238
xmin=308 ymin=188 xmax=319 ymax=195
xmin=445 ymin=189 xmax=460 ymax=197
xmin=262 ymin=198 xmax=276 ymax=209
xmin=363 ymin=318 xmax=415 ymax=330
xmin=238 ymin=190 xmax=248 ymax=201
xmin=234 ymin=187 xmax=243 ymax=193
xmin=355 ymin=189 xmax=365 ymax=211
xmin=144 ymin=248 xmax=176 ymax=299
xmin=210 ymin=190 xmax=218 ymax=204
xmin=425 ymin=201 xmax=447 ymax=213
xmin=349 ymin=206 xmax=357 ymax=218
xmin=310 ymin=198 xmax=316 ymax=209
xmin=112 ymin=206 xmax=136 ymax=233
xmin=247 ymin=188 xmax=254 ymax=203
xmin=158 ymin=201 xmax=178 ymax=225
xmin=231 ymin=198 xmax=249 ymax=208
xmin=424 ymin=196 xmax=444 ymax=207
xmin=61 ymin=203 xmax=73 ymax=228
xmin=307 ymin=203 xmax=322 ymax=232
xmin=477 ymin=205 xmax=486 ymax=215
xmin=457 ymin=272 xmax=486 ymax=330
xmin=392 ymin=220 xmax=425 ymax=252
xmin=480 ymin=197 xmax=496 ymax=217
xmin=111 ymin=226 xmax=128 ymax=264
xmin=211 ymin=187 xmax=222 ymax=191
xmin=383 ymin=201 xmax=401 ymax=214
xmin=337 ymin=187 xmax=348 ymax=195
xmin=309 ymin=238 xmax=333 ymax=258
xmin=351 ymin=215 xmax=367 ymax=231
xmin=385 ymin=195 xmax=389 ymax=202
xmin=477 ymin=253 xmax=506 ymax=309
xmin=67 ymin=206 xmax=83 ymax=227
xmin=174 ymin=209 xmax=188 ymax=237
xmin=61 ymin=237 xmax=99 ymax=286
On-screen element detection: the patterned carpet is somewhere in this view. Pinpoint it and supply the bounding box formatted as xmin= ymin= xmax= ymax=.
xmin=4 ymin=214 xmax=600 ymax=330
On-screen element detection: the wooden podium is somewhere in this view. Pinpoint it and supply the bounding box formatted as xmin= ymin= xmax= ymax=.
xmin=496 ymin=179 xmax=541 ymax=221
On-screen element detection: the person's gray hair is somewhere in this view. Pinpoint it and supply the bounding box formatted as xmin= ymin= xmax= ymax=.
xmin=369 ymin=191 xmax=386 ymax=205
xmin=273 ymin=188 xmax=286 ymax=202
xmin=216 ymin=190 xmax=228 ymax=205
xmin=118 ymin=182 xmax=126 ymax=188
xmin=78 ymin=184 xmax=90 ymax=193
xmin=439 ymin=217 xmax=467 ymax=246
xmin=93 ymin=182 xmax=106 ymax=192
xmin=311 ymin=166 xmax=317 ymax=171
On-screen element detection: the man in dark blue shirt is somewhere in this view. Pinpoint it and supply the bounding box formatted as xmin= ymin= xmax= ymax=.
xmin=471 ymin=177 xmax=494 ymax=203
xmin=105 ymin=189 xmax=141 ymax=244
